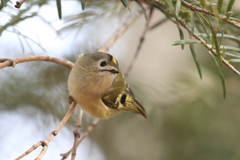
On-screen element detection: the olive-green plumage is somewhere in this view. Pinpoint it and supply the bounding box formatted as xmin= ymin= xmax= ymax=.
xmin=68 ymin=52 xmax=147 ymax=118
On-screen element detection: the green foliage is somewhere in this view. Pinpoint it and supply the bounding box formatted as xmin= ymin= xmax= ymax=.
xmin=179 ymin=9 xmax=191 ymax=23
xmin=0 ymin=0 xmax=9 ymax=11
xmin=172 ymin=39 xmax=201 ymax=45
xmin=176 ymin=25 xmax=185 ymax=49
xmin=59 ymin=1 xmax=125 ymax=34
xmin=217 ymin=0 xmax=223 ymax=13
xmin=148 ymin=17 xmax=168 ymax=30
xmin=120 ymin=0 xmax=130 ymax=11
xmin=80 ymin=0 xmax=85 ymax=10
xmin=135 ymin=0 xmax=148 ymax=20
xmin=226 ymin=0 xmax=235 ymax=14
xmin=190 ymin=43 xmax=202 ymax=79
xmin=153 ymin=0 xmax=240 ymax=97
xmin=56 ymin=0 xmax=62 ymax=19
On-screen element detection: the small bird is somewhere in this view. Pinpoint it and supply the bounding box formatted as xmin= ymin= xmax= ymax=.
xmin=68 ymin=52 xmax=147 ymax=118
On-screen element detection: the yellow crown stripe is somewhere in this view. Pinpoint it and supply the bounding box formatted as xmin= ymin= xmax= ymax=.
xmin=112 ymin=56 xmax=117 ymax=64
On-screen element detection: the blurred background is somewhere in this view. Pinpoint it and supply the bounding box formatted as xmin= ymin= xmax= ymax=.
xmin=1 ymin=0 xmax=240 ymax=160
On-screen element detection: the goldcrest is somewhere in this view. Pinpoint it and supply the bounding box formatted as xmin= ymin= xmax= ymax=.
xmin=68 ymin=52 xmax=147 ymax=118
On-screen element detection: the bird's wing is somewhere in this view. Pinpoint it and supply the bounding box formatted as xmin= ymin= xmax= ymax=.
xmin=101 ymin=72 xmax=126 ymax=109
xmin=101 ymin=73 xmax=147 ymax=118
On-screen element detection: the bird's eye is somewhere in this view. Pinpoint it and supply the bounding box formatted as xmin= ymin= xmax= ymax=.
xmin=100 ymin=61 xmax=107 ymax=67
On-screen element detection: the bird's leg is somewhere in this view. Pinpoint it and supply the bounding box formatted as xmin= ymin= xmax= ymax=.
xmin=68 ymin=96 xmax=75 ymax=104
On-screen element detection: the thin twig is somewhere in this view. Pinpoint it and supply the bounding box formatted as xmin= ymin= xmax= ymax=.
xmin=175 ymin=16 xmax=240 ymax=77
xmin=37 ymin=15 xmax=61 ymax=36
xmin=97 ymin=8 xmax=143 ymax=53
xmin=0 ymin=55 xmax=73 ymax=69
xmin=152 ymin=0 xmax=240 ymax=77
xmin=125 ymin=7 xmax=154 ymax=77
xmin=180 ymin=0 xmax=240 ymax=29
xmin=7 ymin=29 xmax=46 ymax=52
xmin=60 ymin=118 xmax=100 ymax=160
xmin=15 ymin=101 xmax=77 ymax=160
xmin=71 ymin=108 xmax=83 ymax=160
xmin=15 ymin=0 xmax=27 ymax=8
xmin=151 ymin=0 xmax=167 ymax=9
xmin=76 ymin=118 xmax=100 ymax=146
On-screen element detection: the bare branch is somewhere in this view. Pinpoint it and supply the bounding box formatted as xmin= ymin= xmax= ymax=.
xmin=60 ymin=118 xmax=100 ymax=160
xmin=71 ymin=108 xmax=83 ymax=160
xmin=15 ymin=101 xmax=77 ymax=160
xmin=125 ymin=7 xmax=154 ymax=77
xmin=97 ymin=8 xmax=143 ymax=53
xmin=7 ymin=29 xmax=47 ymax=52
xmin=0 ymin=55 xmax=73 ymax=69
xmin=15 ymin=0 xmax=27 ymax=9
xmin=180 ymin=0 xmax=240 ymax=29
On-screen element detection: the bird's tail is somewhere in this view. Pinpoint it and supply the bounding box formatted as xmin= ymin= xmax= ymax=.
xmin=117 ymin=93 xmax=147 ymax=118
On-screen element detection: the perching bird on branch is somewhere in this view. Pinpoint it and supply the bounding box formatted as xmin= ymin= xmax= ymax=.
xmin=68 ymin=52 xmax=147 ymax=118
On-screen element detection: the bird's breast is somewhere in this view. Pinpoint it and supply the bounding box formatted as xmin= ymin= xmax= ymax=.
xmin=68 ymin=67 xmax=119 ymax=118
xmin=74 ymin=93 xmax=119 ymax=118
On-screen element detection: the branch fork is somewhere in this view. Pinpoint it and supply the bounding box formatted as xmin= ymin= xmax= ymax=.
xmin=15 ymin=0 xmax=27 ymax=9
xmin=15 ymin=101 xmax=77 ymax=160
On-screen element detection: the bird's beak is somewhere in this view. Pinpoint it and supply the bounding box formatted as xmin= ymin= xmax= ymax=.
xmin=108 ymin=69 xmax=119 ymax=73
xmin=100 ymin=69 xmax=119 ymax=74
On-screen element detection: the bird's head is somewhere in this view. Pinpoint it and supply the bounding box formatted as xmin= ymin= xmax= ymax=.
xmin=78 ymin=52 xmax=119 ymax=75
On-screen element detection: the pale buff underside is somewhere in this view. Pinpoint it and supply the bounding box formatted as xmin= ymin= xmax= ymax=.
xmin=73 ymin=93 xmax=120 ymax=118
xmin=68 ymin=62 xmax=120 ymax=118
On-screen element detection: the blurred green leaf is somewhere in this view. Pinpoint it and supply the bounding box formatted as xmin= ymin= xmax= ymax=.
xmin=200 ymin=0 xmax=205 ymax=8
xmin=199 ymin=33 xmax=240 ymax=43
xmin=191 ymin=17 xmax=195 ymax=35
xmin=219 ymin=29 xmax=224 ymax=46
xmin=229 ymin=59 xmax=240 ymax=63
xmin=209 ymin=20 xmax=222 ymax=66
xmin=120 ymin=0 xmax=131 ymax=11
xmin=175 ymin=0 xmax=181 ymax=16
xmin=0 ymin=0 xmax=6 ymax=10
xmin=149 ymin=18 xmax=168 ymax=30
xmin=190 ymin=44 xmax=202 ymax=79
xmin=60 ymin=11 xmax=96 ymax=33
xmin=210 ymin=52 xmax=226 ymax=99
xmin=0 ymin=11 xmax=37 ymax=35
xmin=217 ymin=0 xmax=223 ymax=13
xmin=176 ymin=25 xmax=184 ymax=49
xmin=226 ymin=11 xmax=233 ymax=19
xmin=135 ymin=0 xmax=147 ymax=20
xmin=193 ymin=0 xmax=217 ymax=6
xmin=172 ymin=39 xmax=200 ymax=45
xmin=229 ymin=17 xmax=240 ymax=23
xmin=179 ymin=10 xmax=191 ymax=23
xmin=195 ymin=12 xmax=212 ymax=41
xmin=226 ymin=0 xmax=235 ymax=13
xmin=165 ymin=0 xmax=175 ymax=13
xmin=225 ymin=51 xmax=240 ymax=58
xmin=56 ymin=0 xmax=62 ymax=19
xmin=220 ymin=46 xmax=240 ymax=53
xmin=221 ymin=46 xmax=226 ymax=57
xmin=80 ymin=0 xmax=85 ymax=10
